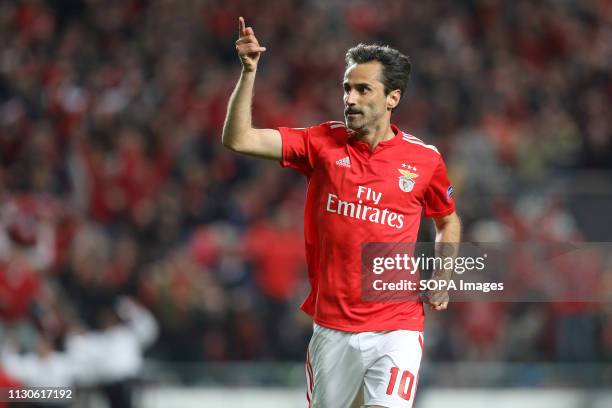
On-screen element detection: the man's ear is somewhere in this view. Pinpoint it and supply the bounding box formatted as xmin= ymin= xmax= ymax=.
xmin=387 ymin=89 xmax=401 ymax=110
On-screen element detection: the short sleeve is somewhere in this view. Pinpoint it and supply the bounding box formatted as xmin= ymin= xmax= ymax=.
xmin=278 ymin=126 xmax=315 ymax=175
xmin=423 ymin=156 xmax=456 ymax=217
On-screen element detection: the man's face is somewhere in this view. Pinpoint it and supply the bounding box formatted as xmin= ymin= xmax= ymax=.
xmin=343 ymin=61 xmax=391 ymax=132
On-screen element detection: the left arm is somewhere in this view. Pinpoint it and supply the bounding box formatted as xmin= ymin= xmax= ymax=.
xmin=427 ymin=211 xmax=462 ymax=311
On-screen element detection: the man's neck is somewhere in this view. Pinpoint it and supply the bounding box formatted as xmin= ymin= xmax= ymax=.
xmin=356 ymin=122 xmax=395 ymax=150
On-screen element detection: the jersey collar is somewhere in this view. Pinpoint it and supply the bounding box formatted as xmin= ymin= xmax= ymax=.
xmin=348 ymin=124 xmax=402 ymax=151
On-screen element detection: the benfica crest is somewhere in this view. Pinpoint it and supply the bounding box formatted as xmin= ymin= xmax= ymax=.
xmin=398 ymin=166 xmax=419 ymax=193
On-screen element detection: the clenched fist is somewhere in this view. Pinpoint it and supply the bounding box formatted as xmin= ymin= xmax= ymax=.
xmin=236 ymin=17 xmax=266 ymax=73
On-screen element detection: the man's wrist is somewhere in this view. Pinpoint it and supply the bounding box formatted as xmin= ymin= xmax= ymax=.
xmin=241 ymin=66 xmax=258 ymax=75
xmin=425 ymin=289 xmax=449 ymax=303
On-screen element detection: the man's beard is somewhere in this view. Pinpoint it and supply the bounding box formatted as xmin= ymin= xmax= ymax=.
xmin=345 ymin=111 xmax=365 ymax=130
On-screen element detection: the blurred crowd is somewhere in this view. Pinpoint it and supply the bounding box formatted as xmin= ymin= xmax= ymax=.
xmin=0 ymin=0 xmax=611 ymax=393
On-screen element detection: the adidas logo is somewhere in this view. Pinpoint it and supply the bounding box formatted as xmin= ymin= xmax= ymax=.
xmin=335 ymin=156 xmax=351 ymax=168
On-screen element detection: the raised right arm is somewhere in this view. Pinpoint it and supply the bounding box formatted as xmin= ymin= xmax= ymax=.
xmin=222 ymin=17 xmax=282 ymax=160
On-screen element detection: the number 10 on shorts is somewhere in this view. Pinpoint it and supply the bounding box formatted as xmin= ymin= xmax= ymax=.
xmin=385 ymin=367 xmax=415 ymax=401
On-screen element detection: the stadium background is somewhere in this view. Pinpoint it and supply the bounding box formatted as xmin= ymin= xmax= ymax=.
xmin=0 ymin=0 xmax=610 ymax=407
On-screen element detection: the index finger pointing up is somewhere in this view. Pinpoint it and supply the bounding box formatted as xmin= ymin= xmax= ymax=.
xmin=238 ymin=16 xmax=246 ymax=37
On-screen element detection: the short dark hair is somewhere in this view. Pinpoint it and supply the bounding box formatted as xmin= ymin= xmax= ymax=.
xmin=345 ymin=44 xmax=411 ymax=98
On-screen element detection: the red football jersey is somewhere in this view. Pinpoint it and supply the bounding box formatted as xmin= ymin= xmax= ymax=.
xmin=279 ymin=121 xmax=455 ymax=332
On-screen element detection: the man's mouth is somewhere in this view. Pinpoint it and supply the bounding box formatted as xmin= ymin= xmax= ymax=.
xmin=346 ymin=111 xmax=361 ymax=116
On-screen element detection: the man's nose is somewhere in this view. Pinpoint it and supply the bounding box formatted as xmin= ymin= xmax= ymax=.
xmin=345 ymin=89 xmax=359 ymax=105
